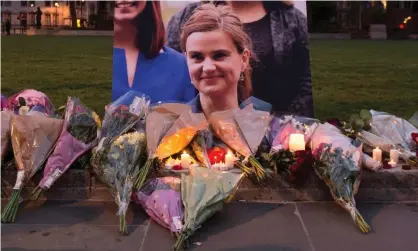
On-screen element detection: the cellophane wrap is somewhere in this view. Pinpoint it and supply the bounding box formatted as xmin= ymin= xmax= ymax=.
xmin=97 ymin=90 xmax=150 ymax=152
xmin=134 ymin=176 xmax=184 ymax=233
xmin=10 ymin=115 xmax=63 ymax=189
xmin=367 ymin=110 xmax=417 ymax=160
xmin=311 ymin=123 xmax=362 ymax=168
xmin=155 ymin=109 xmax=208 ymax=160
xmin=38 ymin=97 xmax=100 ymax=190
xmin=1 ymin=111 xmax=13 ymax=161
xmin=7 ymin=89 xmax=55 ymax=116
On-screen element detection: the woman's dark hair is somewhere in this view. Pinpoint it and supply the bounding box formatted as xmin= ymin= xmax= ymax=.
xmin=132 ymin=1 xmax=165 ymax=59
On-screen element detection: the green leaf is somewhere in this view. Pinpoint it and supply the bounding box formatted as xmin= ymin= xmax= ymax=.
xmin=359 ymin=109 xmax=372 ymax=121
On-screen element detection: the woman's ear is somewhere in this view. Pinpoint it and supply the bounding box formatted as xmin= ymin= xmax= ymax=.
xmin=241 ymin=48 xmax=250 ymax=72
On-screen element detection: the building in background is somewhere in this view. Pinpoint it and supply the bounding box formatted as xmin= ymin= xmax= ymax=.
xmin=1 ymin=1 xmax=113 ymax=30
xmin=307 ymin=1 xmax=417 ymax=36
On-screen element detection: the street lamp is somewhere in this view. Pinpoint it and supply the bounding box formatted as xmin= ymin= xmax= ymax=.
xmin=54 ymin=2 xmax=59 ymax=27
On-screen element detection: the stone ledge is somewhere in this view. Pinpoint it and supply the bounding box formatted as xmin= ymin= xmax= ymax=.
xmin=2 ymin=169 xmax=418 ymax=202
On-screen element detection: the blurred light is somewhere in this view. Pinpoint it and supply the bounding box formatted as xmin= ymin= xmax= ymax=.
xmin=399 ymin=24 xmax=405 ymax=29
xmin=54 ymin=2 xmax=59 ymax=7
xmin=407 ymin=16 xmax=412 ymax=20
xmin=30 ymin=4 xmax=34 ymax=7
xmin=403 ymin=20 xmax=407 ymax=24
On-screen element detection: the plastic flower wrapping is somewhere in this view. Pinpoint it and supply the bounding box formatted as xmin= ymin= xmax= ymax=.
xmin=360 ymin=110 xmax=418 ymax=167
xmin=96 ymin=90 xmax=150 ymax=152
xmin=208 ymin=102 xmax=271 ymax=181
xmin=260 ymin=114 xmax=318 ymax=184
xmin=1 ymin=94 xmax=7 ymax=111
xmin=30 ymin=97 xmax=101 ymax=201
xmin=1 ymin=110 xmax=13 ymax=162
xmin=91 ymin=131 xmax=147 ymax=235
xmin=173 ymin=166 xmax=245 ymax=251
xmin=1 ymin=114 xmax=63 ymax=223
xmin=133 ymin=176 xmax=184 ymax=233
xmin=310 ymin=123 xmax=370 ymax=233
xmin=133 ymin=103 xmax=200 ymax=189
xmin=6 ymin=89 xmax=55 ymax=116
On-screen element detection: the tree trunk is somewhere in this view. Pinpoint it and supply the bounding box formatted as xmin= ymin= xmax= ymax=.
xmin=69 ymin=1 xmax=77 ymax=28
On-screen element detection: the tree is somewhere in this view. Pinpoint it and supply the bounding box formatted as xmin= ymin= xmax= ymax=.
xmin=69 ymin=1 xmax=77 ymax=28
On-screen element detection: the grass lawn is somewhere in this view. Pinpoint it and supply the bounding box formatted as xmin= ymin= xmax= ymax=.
xmin=1 ymin=36 xmax=417 ymax=120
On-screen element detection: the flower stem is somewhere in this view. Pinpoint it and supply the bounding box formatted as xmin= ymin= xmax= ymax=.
xmin=173 ymin=233 xmax=187 ymax=251
xmin=1 ymin=189 xmax=22 ymax=223
xmin=248 ymin=156 xmax=267 ymax=181
xmin=29 ymin=186 xmax=43 ymax=201
xmin=120 ymin=213 xmax=127 ymax=236
xmin=133 ymin=159 xmax=152 ymax=189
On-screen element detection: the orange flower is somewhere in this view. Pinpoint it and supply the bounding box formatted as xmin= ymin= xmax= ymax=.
xmin=156 ymin=127 xmax=198 ymax=160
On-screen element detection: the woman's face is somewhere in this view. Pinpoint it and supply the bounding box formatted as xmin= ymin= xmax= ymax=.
xmin=114 ymin=1 xmax=146 ymax=22
xmin=185 ymin=29 xmax=249 ymax=98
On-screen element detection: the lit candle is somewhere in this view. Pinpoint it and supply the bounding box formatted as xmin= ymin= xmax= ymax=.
xmin=390 ymin=149 xmax=399 ymax=163
xmin=388 ymin=160 xmax=397 ymax=168
xmin=289 ymin=134 xmax=305 ymax=152
xmin=181 ymin=152 xmax=191 ymax=169
xmin=372 ymin=147 xmax=382 ymax=162
xmin=225 ymin=150 xmax=235 ymax=169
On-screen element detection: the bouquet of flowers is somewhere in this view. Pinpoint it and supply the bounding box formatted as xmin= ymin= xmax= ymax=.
xmin=365 ymin=110 xmax=418 ymax=167
xmin=1 ymin=110 xmax=13 ymax=161
xmin=173 ymin=166 xmax=245 ymax=251
xmin=133 ymin=176 xmax=184 ymax=235
xmin=311 ymin=123 xmax=370 ymax=233
xmin=29 ymin=97 xmax=101 ymax=201
xmin=91 ymin=131 xmax=147 ymax=235
xmin=1 ymin=115 xmax=63 ymax=223
xmin=7 ymin=89 xmax=55 ymax=116
xmin=133 ymin=103 xmax=192 ymax=189
xmin=96 ymin=90 xmax=150 ymax=152
xmin=208 ymin=103 xmax=272 ymax=181
xmin=262 ymin=115 xmax=318 ymax=183
xmin=1 ymin=94 xmax=7 ymax=110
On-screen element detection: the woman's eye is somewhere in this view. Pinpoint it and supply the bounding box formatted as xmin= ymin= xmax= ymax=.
xmin=190 ymin=54 xmax=203 ymax=61
xmin=213 ymin=53 xmax=226 ymax=60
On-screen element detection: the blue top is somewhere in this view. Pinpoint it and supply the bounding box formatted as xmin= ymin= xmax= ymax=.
xmin=112 ymin=46 xmax=197 ymax=103
xmin=188 ymin=94 xmax=272 ymax=113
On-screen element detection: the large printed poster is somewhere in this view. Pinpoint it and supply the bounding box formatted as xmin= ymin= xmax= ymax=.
xmin=112 ymin=1 xmax=313 ymax=117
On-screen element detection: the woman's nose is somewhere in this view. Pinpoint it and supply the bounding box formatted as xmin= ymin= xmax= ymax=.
xmin=202 ymin=59 xmax=216 ymax=72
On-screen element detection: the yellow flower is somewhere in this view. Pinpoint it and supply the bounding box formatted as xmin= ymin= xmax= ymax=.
xmin=111 ymin=152 xmax=120 ymax=160
xmin=91 ymin=112 xmax=102 ymax=128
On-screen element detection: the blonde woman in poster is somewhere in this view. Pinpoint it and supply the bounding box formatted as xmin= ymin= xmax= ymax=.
xmin=113 ymin=1 xmax=196 ymax=103
xmin=167 ymin=1 xmax=314 ymax=117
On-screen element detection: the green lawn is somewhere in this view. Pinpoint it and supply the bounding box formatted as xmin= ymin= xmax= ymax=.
xmin=1 ymin=36 xmax=417 ymax=120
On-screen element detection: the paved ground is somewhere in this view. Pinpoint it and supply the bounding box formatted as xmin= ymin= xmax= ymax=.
xmin=1 ymin=200 xmax=418 ymax=251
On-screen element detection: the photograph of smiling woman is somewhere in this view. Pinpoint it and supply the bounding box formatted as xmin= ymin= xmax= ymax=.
xmin=112 ymin=1 xmax=196 ymax=103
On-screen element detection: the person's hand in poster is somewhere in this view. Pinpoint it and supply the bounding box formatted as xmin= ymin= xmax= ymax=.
xmin=113 ymin=1 xmax=196 ymax=104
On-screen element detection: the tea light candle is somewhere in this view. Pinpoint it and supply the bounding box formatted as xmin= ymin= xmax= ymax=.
xmin=225 ymin=151 xmax=235 ymax=169
xmin=289 ymin=134 xmax=305 ymax=152
xmin=181 ymin=152 xmax=191 ymax=169
xmin=372 ymin=147 xmax=382 ymax=162
xmin=388 ymin=160 xmax=397 ymax=168
xmin=390 ymin=149 xmax=399 ymax=163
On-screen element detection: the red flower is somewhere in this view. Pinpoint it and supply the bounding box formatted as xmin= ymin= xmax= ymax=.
xmin=207 ymin=146 xmax=227 ymax=165
xmin=412 ymin=132 xmax=418 ymax=144
xmin=326 ymin=118 xmax=343 ymax=128
xmin=172 ymin=165 xmax=182 ymax=170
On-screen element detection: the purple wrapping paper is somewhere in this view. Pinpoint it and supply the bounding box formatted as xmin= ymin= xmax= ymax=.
xmin=39 ymin=129 xmax=90 ymax=189
xmin=133 ymin=177 xmax=184 ymax=233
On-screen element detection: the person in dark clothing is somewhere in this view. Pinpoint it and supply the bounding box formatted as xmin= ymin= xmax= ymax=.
xmin=36 ymin=7 xmax=42 ymax=29
xmin=5 ymin=18 xmax=11 ymax=35
xmin=166 ymin=1 xmax=314 ymax=118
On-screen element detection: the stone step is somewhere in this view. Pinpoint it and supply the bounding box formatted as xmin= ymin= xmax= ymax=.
xmin=1 ymin=168 xmax=418 ymax=203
